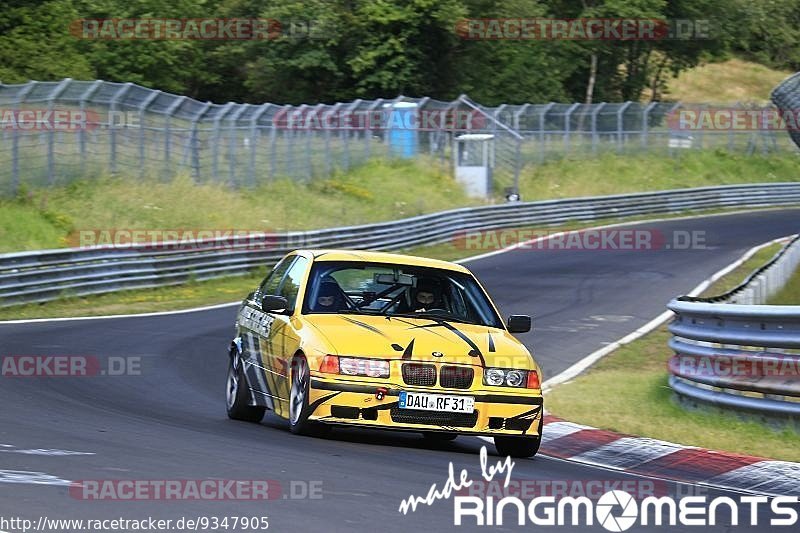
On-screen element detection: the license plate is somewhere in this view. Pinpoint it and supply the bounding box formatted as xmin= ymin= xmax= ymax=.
xmin=398 ymin=391 xmax=475 ymax=413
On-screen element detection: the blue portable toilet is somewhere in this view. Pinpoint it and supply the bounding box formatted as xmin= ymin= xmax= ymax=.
xmin=383 ymin=101 xmax=418 ymax=158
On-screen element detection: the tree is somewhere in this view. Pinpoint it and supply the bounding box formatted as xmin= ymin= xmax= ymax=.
xmin=0 ymin=0 xmax=93 ymax=83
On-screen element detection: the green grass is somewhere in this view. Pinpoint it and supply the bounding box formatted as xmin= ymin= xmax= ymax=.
xmin=769 ymin=263 xmax=800 ymax=305
xmin=547 ymin=326 xmax=800 ymax=461
xmin=3 ymin=150 xmax=798 ymax=254
xmin=698 ymin=241 xmax=786 ymax=297
xmin=546 ymin=239 xmax=800 ymax=461
xmin=662 ymin=58 xmax=792 ymax=104
xmin=0 ymin=157 xmax=477 ymax=253
xmin=516 ymin=150 xmax=799 ymax=201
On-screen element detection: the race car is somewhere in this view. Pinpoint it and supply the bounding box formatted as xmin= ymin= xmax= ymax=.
xmin=225 ymin=249 xmax=543 ymax=457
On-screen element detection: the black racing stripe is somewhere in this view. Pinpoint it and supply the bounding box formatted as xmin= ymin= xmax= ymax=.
xmin=478 ymin=395 xmax=543 ymax=405
xmin=340 ymin=316 xmax=390 ymax=338
xmin=441 ymin=323 xmax=482 ymax=356
xmin=509 ymin=407 xmax=544 ymax=436
xmin=307 ymin=391 xmax=340 ymax=414
xmin=488 ymin=332 xmax=495 ymax=353
xmin=392 ymin=318 xmax=450 ymax=340
xmin=400 ymin=317 xmax=485 ymax=361
xmin=506 ymin=405 xmax=543 ymax=421
xmin=402 ymin=338 xmax=415 ymax=360
xmin=433 ymin=320 xmax=487 ymax=367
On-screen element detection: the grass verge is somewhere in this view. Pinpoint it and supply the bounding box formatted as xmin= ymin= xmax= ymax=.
xmin=769 ymin=261 xmax=800 ymax=305
xmin=0 ymin=157 xmax=477 ymax=253
xmin=546 ymin=239 xmax=800 ymax=462
xmin=516 ymin=150 xmax=798 ymax=201
xmin=2 ymin=151 xmax=798 ymax=254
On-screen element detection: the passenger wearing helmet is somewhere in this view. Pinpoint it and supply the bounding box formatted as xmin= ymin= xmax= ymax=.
xmin=314 ymin=280 xmax=346 ymax=312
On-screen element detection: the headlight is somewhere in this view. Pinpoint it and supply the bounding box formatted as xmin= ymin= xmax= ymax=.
xmin=483 ymin=368 xmax=539 ymax=388
xmin=505 ymin=370 xmax=525 ymax=387
xmin=485 ymin=368 xmax=506 ymax=386
xmin=334 ymin=357 xmax=390 ymax=378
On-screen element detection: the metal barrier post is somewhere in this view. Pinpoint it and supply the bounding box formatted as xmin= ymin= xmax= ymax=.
xmin=138 ymin=89 xmax=161 ymax=179
xmin=108 ymin=83 xmax=133 ymax=176
xmin=10 ymin=81 xmax=37 ymax=194
xmin=188 ymin=102 xmax=212 ymax=180
xmin=78 ymin=80 xmax=103 ymax=178
xmin=249 ymin=103 xmax=271 ymax=186
xmin=46 ymin=79 xmax=73 ymax=186
xmin=212 ymin=102 xmax=236 ymax=183
xmin=616 ymin=101 xmax=632 ymax=152
xmin=163 ymin=96 xmax=187 ymax=178
xmin=641 ymin=101 xmax=656 ymax=149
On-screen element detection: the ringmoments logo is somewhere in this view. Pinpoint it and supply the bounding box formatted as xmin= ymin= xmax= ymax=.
xmin=397 ymin=446 xmax=799 ymax=529
xmin=452 ymin=490 xmax=799 ymax=528
xmin=595 ymin=490 xmax=638 ymax=531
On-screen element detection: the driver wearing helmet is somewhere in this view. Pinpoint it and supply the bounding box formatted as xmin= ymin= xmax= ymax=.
xmin=410 ymin=278 xmax=443 ymax=312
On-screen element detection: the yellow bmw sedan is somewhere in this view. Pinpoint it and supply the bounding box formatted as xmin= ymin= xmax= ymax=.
xmin=226 ymin=249 xmax=543 ymax=457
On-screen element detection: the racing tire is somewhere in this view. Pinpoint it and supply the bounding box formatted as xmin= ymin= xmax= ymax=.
xmin=493 ymin=416 xmax=543 ymax=458
xmin=226 ymin=357 xmax=266 ymax=423
xmin=289 ymin=355 xmax=331 ymax=437
xmin=422 ymin=432 xmax=458 ymax=442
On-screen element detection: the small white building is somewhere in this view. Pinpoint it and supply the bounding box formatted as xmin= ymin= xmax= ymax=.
xmin=453 ymin=133 xmax=494 ymax=198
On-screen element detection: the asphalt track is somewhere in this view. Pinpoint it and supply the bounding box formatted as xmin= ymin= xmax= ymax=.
xmin=1 ymin=208 xmax=799 ymax=532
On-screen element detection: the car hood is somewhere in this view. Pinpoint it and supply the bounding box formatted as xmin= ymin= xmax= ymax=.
xmin=302 ymin=313 xmax=533 ymax=368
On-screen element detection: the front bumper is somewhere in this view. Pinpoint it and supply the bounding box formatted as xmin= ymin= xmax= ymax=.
xmin=308 ymin=374 xmax=543 ymax=437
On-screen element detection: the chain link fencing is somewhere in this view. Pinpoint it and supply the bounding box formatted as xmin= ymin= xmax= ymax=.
xmin=0 ymin=78 xmax=796 ymax=197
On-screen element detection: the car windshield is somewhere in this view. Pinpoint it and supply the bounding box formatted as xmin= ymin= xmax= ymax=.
xmin=302 ymin=261 xmax=503 ymax=328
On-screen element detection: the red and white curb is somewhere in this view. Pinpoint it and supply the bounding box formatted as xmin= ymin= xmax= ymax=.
xmin=539 ymin=415 xmax=800 ymax=497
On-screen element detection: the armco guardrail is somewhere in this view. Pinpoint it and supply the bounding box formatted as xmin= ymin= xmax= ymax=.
xmin=2 ymin=182 xmax=800 ymax=308
xmin=667 ymin=235 xmax=800 ymax=419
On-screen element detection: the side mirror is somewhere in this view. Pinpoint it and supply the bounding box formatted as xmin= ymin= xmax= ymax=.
xmin=261 ymin=295 xmax=288 ymax=313
xmin=507 ymin=315 xmax=531 ymax=334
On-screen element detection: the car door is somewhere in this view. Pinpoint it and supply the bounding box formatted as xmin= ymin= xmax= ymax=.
xmin=268 ymin=255 xmax=310 ymax=418
xmin=239 ymin=255 xmax=294 ymax=410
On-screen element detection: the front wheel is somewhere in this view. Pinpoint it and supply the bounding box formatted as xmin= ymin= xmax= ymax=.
xmin=494 ymin=416 xmax=543 ymax=458
xmin=226 ymin=358 xmax=265 ymax=423
xmin=494 ymin=435 xmax=541 ymax=458
xmin=289 ymin=355 xmax=330 ymax=437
